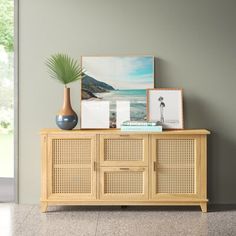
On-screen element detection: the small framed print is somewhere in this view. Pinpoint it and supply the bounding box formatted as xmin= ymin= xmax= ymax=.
xmin=147 ymin=88 xmax=184 ymax=129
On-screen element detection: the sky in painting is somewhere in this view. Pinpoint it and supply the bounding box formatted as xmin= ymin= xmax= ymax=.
xmin=82 ymin=56 xmax=154 ymax=89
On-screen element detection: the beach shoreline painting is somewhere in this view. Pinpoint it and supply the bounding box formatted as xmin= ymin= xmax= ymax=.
xmin=81 ymin=56 xmax=154 ymax=128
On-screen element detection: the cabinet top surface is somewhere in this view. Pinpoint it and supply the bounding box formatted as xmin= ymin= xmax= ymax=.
xmin=40 ymin=129 xmax=210 ymax=135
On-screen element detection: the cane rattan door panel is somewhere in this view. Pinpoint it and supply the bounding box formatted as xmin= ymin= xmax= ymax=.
xmin=100 ymin=134 xmax=148 ymax=166
xmin=100 ymin=167 xmax=148 ymax=200
xmin=151 ymin=135 xmax=200 ymax=199
xmin=48 ymin=135 xmax=96 ymax=200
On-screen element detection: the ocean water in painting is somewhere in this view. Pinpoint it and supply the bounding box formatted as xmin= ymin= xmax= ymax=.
xmin=81 ymin=56 xmax=154 ymax=128
xmin=94 ymin=89 xmax=147 ymax=127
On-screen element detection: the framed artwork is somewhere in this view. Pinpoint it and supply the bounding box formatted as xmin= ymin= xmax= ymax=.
xmin=147 ymin=88 xmax=184 ymax=129
xmin=81 ymin=56 xmax=154 ymax=128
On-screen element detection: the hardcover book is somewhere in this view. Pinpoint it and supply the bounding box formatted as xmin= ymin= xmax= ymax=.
xmin=122 ymin=120 xmax=160 ymax=126
xmin=121 ymin=125 xmax=162 ymax=132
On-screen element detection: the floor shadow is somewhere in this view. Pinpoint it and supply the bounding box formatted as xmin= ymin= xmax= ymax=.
xmin=208 ymin=204 xmax=236 ymax=212
xmin=47 ymin=204 xmax=236 ymax=213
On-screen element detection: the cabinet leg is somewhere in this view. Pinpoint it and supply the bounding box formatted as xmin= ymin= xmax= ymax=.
xmin=200 ymin=203 xmax=207 ymax=213
xmin=40 ymin=202 xmax=48 ymax=213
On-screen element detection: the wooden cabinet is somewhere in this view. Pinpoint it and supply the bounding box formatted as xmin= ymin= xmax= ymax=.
xmin=41 ymin=129 xmax=209 ymax=213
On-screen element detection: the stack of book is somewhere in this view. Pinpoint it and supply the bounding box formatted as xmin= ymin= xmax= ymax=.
xmin=121 ymin=120 xmax=162 ymax=132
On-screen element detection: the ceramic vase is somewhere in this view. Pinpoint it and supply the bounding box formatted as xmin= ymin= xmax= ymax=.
xmin=56 ymin=87 xmax=78 ymax=130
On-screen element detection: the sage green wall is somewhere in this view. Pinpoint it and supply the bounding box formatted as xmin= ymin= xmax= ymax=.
xmin=19 ymin=0 xmax=236 ymax=204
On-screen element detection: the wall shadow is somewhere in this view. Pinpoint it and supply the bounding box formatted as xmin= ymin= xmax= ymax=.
xmin=155 ymin=57 xmax=236 ymax=204
xmin=182 ymin=96 xmax=236 ymax=204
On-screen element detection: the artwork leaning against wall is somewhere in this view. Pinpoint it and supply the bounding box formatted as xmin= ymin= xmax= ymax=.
xmin=147 ymin=89 xmax=184 ymax=129
xmin=81 ymin=56 xmax=154 ymax=129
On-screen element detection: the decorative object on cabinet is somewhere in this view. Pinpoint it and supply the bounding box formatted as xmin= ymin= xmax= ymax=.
xmin=147 ymin=88 xmax=184 ymax=129
xmin=45 ymin=53 xmax=84 ymax=130
xmin=121 ymin=125 xmax=162 ymax=132
xmin=121 ymin=120 xmax=162 ymax=132
xmin=81 ymin=56 xmax=154 ymax=129
xmin=40 ymin=129 xmax=210 ymax=213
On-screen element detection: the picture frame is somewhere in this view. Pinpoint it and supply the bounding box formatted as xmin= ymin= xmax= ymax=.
xmin=147 ymin=88 xmax=184 ymax=129
xmin=80 ymin=55 xmax=155 ymax=129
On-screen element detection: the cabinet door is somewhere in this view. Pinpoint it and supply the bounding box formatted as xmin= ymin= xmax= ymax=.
xmin=100 ymin=167 xmax=148 ymax=200
xmin=47 ymin=134 xmax=96 ymax=200
xmin=100 ymin=134 xmax=148 ymax=166
xmin=151 ymin=135 xmax=201 ymax=200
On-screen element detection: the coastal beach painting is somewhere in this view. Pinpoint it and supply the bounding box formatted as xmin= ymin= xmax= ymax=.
xmin=81 ymin=56 xmax=154 ymax=128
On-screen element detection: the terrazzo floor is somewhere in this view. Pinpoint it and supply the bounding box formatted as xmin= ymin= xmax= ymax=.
xmin=0 ymin=204 xmax=235 ymax=236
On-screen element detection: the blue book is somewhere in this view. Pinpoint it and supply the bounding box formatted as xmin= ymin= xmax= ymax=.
xmin=121 ymin=125 xmax=162 ymax=132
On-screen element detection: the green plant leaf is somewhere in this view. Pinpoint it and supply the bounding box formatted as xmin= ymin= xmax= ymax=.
xmin=45 ymin=53 xmax=85 ymax=85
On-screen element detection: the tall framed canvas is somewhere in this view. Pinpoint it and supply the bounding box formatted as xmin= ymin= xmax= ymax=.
xmin=81 ymin=56 xmax=154 ymax=128
xmin=147 ymin=88 xmax=184 ymax=129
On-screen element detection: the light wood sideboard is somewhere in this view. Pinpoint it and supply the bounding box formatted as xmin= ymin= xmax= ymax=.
xmin=40 ymin=129 xmax=210 ymax=212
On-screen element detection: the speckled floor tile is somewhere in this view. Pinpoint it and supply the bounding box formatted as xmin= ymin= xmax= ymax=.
xmin=0 ymin=204 xmax=236 ymax=236
xmin=0 ymin=203 xmax=33 ymax=235
xmin=96 ymin=206 xmax=236 ymax=236
xmin=16 ymin=205 xmax=99 ymax=236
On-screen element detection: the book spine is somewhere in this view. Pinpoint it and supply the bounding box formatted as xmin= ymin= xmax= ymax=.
xmin=122 ymin=122 xmax=157 ymax=126
xmin=121 ymin=126 xmax=162 ymax=132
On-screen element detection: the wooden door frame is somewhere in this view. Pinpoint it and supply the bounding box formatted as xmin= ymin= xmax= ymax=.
xmin=150 ymin=134 xmax=202 ymax=200
xmin=100 ymin=166 xmax=149 ymax=200
xmin=46 ymin=134 xmax=97 ymax=200
xmin=99 ymin=134 xmax=149 ymax=167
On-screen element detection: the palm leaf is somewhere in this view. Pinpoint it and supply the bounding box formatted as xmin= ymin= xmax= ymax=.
xmin=45 ymin=53 xmax=85 ymax=85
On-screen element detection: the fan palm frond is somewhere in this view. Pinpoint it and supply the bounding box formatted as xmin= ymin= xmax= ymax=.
xmin=45 ymin=53 xmax=85 ymax=85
